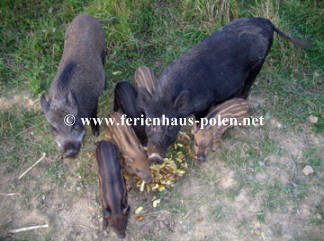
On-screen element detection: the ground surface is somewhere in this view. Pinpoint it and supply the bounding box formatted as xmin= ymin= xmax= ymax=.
xmin=0 ymin=0 xmax=323 ymax=240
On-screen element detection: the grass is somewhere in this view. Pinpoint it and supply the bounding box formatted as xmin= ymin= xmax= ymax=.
xmin=0 ymin=0 xmax=323 ymax=240
xmin=45 ymin=159 xmax=68 ymax=183
xmin=1 ymin=0 xmax=322 ymax=124
xmin=207 ymin=205 xmax=229 ymax=222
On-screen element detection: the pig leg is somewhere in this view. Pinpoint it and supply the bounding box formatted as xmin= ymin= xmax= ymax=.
xmin=91 ymin=106 xmax=100 ymax=136
xmin=235 ymin=64 xmax=263 ymax=99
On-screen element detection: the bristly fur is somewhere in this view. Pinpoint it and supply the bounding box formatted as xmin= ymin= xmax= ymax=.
xmin=41 ymin=14 xmax=106 ymax=158
xmin=140 ymin=17 xmax=310 ymax=161
xmin=57 ymin=61 xmax=77 ymax=91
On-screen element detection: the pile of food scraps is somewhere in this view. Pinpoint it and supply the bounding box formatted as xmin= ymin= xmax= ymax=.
xmin=129 ymin=131 xmax=196 ymax=193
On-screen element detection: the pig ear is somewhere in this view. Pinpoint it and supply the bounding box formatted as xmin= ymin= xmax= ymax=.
xmin=40 ymin=94 xmax=50 ymax=113
xmin=137 ymin=86 xmax=151 ymax=110
xmin=174 ymin=90 xmax=190 ymax=117
xmin=67 ymin=89 xmax=78 ymax=107
xmin=122 ymin=205 xmax=130 ymax=215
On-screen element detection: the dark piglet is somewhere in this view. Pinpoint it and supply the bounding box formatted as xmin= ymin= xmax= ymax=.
xmin=113 ymin=67 xmax=157 ymax=145
xmin=113 ymin=81 xmax=147 ymax=144
xmin=138 ymin=17 xmax=310 ymax=163
xmin=96 ymin=141 xmax=130 ymax=239
xmin=40 ymin=14 xmax=106 ymax=158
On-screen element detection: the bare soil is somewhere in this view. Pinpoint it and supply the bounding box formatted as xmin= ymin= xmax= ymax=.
xmin=0 ymin=94 xmax=323 ymax=241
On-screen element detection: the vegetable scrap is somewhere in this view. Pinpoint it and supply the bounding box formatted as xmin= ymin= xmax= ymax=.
xmin=128 ymin=131 xmax=196 ymax=193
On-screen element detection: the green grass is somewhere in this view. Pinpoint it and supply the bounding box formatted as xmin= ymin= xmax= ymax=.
xmin=1 ymin=0 xmax=322 ymax=127
xmin=303 ymin=147 xmax=323 ymax=170
xmin=45 ymin=159 xmax=68 ymax=183
xmin=207 ymin=205 xmax=229 ymax=222
xmin=0 ymin=106 xmax=48 ymax=171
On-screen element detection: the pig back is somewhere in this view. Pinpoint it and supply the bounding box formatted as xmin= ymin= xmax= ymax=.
xmin=153 ymin=18 xmax=274 ymax=112
xmin=64 ymin=14 xmax=105 ymax=65
xmin=49 ymin=14 xmax=105 ymax=116
xmin=134 ymin=66 xmax=157 ymax=96
xmin=105 ymin=112 xmax=145 ymax=158
xmin=207 ymin=98 xmax=249 ymax=120
xmin=208 ymin=98 xmax=249 ymax=140
xmin=96 ymin=141 xmax=127 ymax=210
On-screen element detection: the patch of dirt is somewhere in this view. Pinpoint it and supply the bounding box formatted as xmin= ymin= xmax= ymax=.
xmin=1 ymin=95 xmax=323 ymax=241
xmin=0 ymin=91 xmax=39 ymax=111
xmin=162 ymin=121 xmax=323 ymax=241
xmin=219 ymin=169 xmax=236 ymax=189
xmin=249 ymin=95 xmax=266 ymax=109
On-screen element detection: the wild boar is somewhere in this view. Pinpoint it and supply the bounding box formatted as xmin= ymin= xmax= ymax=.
xmin=191 ymin=98 xmax=249 ymax=161
xmin=105 ymin=112 xmax=152 ymax=183
xmin=113 ymin=81 xmax=147 ymax=144
xmin=40 ymin=14 xmax=105 ymax=158
xmin=134 ymin=66 xmax=157 ymax=97
xmin=96 ymin=141 xmax=130 ymax=239
xmin=137 ymin=17 xmax=309 ymax=163
xmin=113 ymin=67 xmax=157 ymax=145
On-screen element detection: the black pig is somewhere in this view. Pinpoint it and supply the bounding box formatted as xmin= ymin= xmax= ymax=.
xmin=138 ymin=17 xmax=309 ymax=163
xmin=40 ymin=14 xmax=105 ymax=158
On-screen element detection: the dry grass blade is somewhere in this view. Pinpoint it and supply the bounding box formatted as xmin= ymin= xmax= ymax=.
xmin=9 ymin=224 xmax=49 ymax=233
xmin=18 ymin=152 xmax=46 ymax=180
xmin=0 ymin=193 xmax=20 ymax=196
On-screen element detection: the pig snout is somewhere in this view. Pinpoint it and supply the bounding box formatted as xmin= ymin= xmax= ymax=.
xmin=117 ymin=233 xmax=126 ymax=239
xmin=196 ymin=145 xmax=208 ymax=162
xmin=147 ymin=139 xmax=167 ymax=164
xmin=135 ymin=167 xmax=152 ymax=183
xmin=198 ymin=154 xmax=206 ymax=162
xmin=148 ymin=153 xmax=164 ymax=164
xmin=63 ymin=142 xmax=81 ymax=158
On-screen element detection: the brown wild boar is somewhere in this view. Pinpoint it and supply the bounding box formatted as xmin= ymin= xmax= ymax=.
xmin=96 ymin=141 xmax=130 ymax=239
xmin=105 ymin=112 xmax=152 ymax=183
xmin=40 ymin=14 xmax=105 ymax=158
xmin=134 ymin=66 xmax=157 ymax=97
xmin=191 ymin=98 xmax=249 ymax=161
